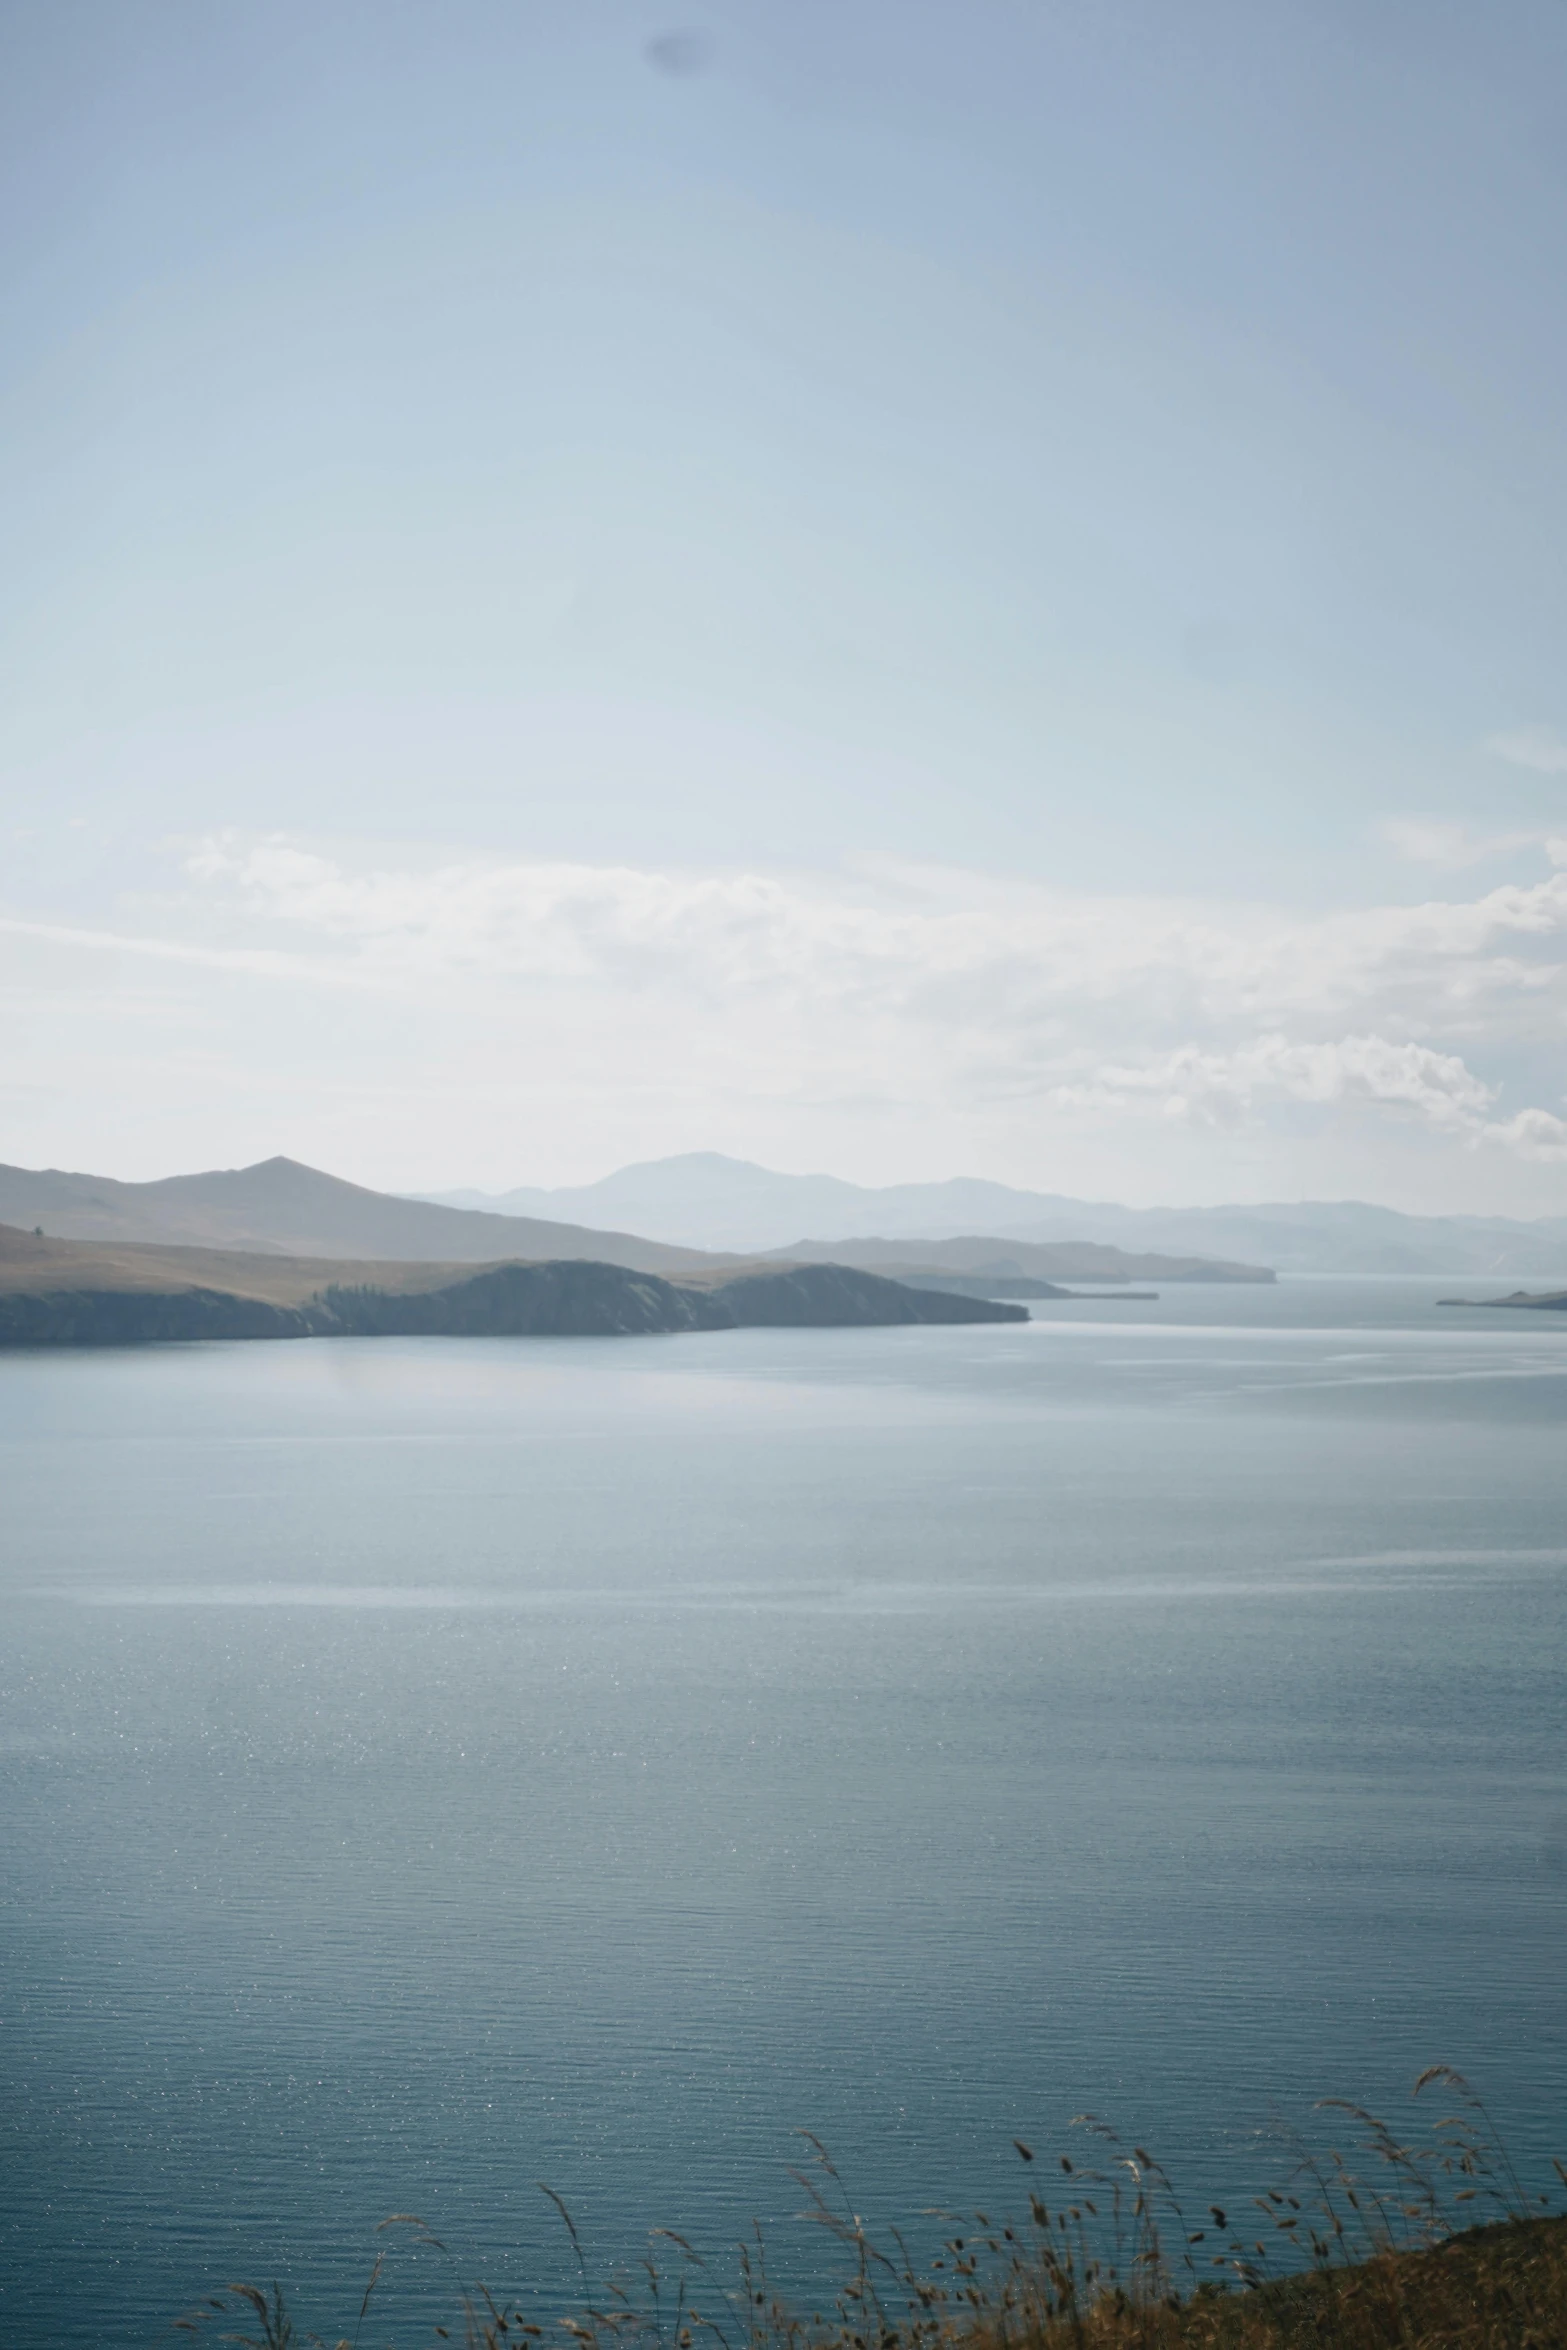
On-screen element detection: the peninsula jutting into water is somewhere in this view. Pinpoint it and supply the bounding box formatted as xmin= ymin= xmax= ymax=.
xmin=0 ymin=1224 xmax=1026 ymax=1346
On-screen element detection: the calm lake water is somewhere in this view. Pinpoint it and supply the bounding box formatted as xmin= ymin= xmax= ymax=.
xmin=3 ymin=1280 xmax=1565 ymax=2346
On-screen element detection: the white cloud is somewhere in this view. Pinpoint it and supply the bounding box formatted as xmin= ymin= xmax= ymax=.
xmin=158 ymin=832 xmax=1567 ymax=1163
xmin=1485 ymin=1105 xmax=1567 ymax=1159
xmin=1048 ymin=1034 xmax=1499 ymax=1135
xmin=1485 ymin=725 xmax=1567 ymax=775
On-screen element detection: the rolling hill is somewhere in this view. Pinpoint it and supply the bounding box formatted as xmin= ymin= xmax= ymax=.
xmin=0 ymin=1156 xmax=723 ymax=1273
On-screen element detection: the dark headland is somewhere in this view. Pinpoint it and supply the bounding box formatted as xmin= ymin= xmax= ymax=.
xmin=0 ymin=1224 xmax=1026 ymax=1347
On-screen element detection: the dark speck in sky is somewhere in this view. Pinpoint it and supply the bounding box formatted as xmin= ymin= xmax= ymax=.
xmin=645 ymin=29 xmax=716 ymax=76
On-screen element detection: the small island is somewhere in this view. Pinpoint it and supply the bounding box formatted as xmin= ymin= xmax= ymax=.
xmin=1437 ymin=1289 xmax=1567 ymax=1311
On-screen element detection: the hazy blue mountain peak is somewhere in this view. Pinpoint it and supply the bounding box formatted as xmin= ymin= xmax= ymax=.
xmin=418 ymin=1155 xmax=1567 ymax=1273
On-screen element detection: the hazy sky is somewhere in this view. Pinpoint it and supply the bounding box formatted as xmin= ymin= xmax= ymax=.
xmin=4 ymin=0 xmax=1567 ymax=1209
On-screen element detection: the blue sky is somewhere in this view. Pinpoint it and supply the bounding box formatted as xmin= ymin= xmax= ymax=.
xmin=4 ymin=0 xmax=1567 ymax=1207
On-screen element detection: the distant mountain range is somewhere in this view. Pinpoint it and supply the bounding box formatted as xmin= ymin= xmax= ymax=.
xmin=424 ymin=1152 xmax=1567 ymax=1276
xmin=426 ymin=1154 xmax=1080 ymax=1250
xmin=4 ymin=1156 xmax=1267 ymax=1283
xmin=17 ymin=1148 xmax=1562 ymax=1284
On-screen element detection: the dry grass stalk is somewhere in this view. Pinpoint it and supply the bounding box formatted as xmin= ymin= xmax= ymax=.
xmin=174 ymin=2073 xmax=1566 ymax=2350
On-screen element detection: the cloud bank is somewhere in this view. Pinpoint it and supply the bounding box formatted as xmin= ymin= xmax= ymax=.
xmin=164 ymin=832 xmax=1567 ymax=1169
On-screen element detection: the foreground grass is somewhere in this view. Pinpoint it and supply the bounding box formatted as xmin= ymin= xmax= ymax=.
xmin=1144 ymin=2216 xmax=1567 ymax=2344
xmin=177 ymin=2072 xmax=1565 ymax=2350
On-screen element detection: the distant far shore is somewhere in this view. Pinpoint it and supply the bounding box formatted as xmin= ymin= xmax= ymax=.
xmin=1438 ymin=1289 xmax=1567 ymax=1311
